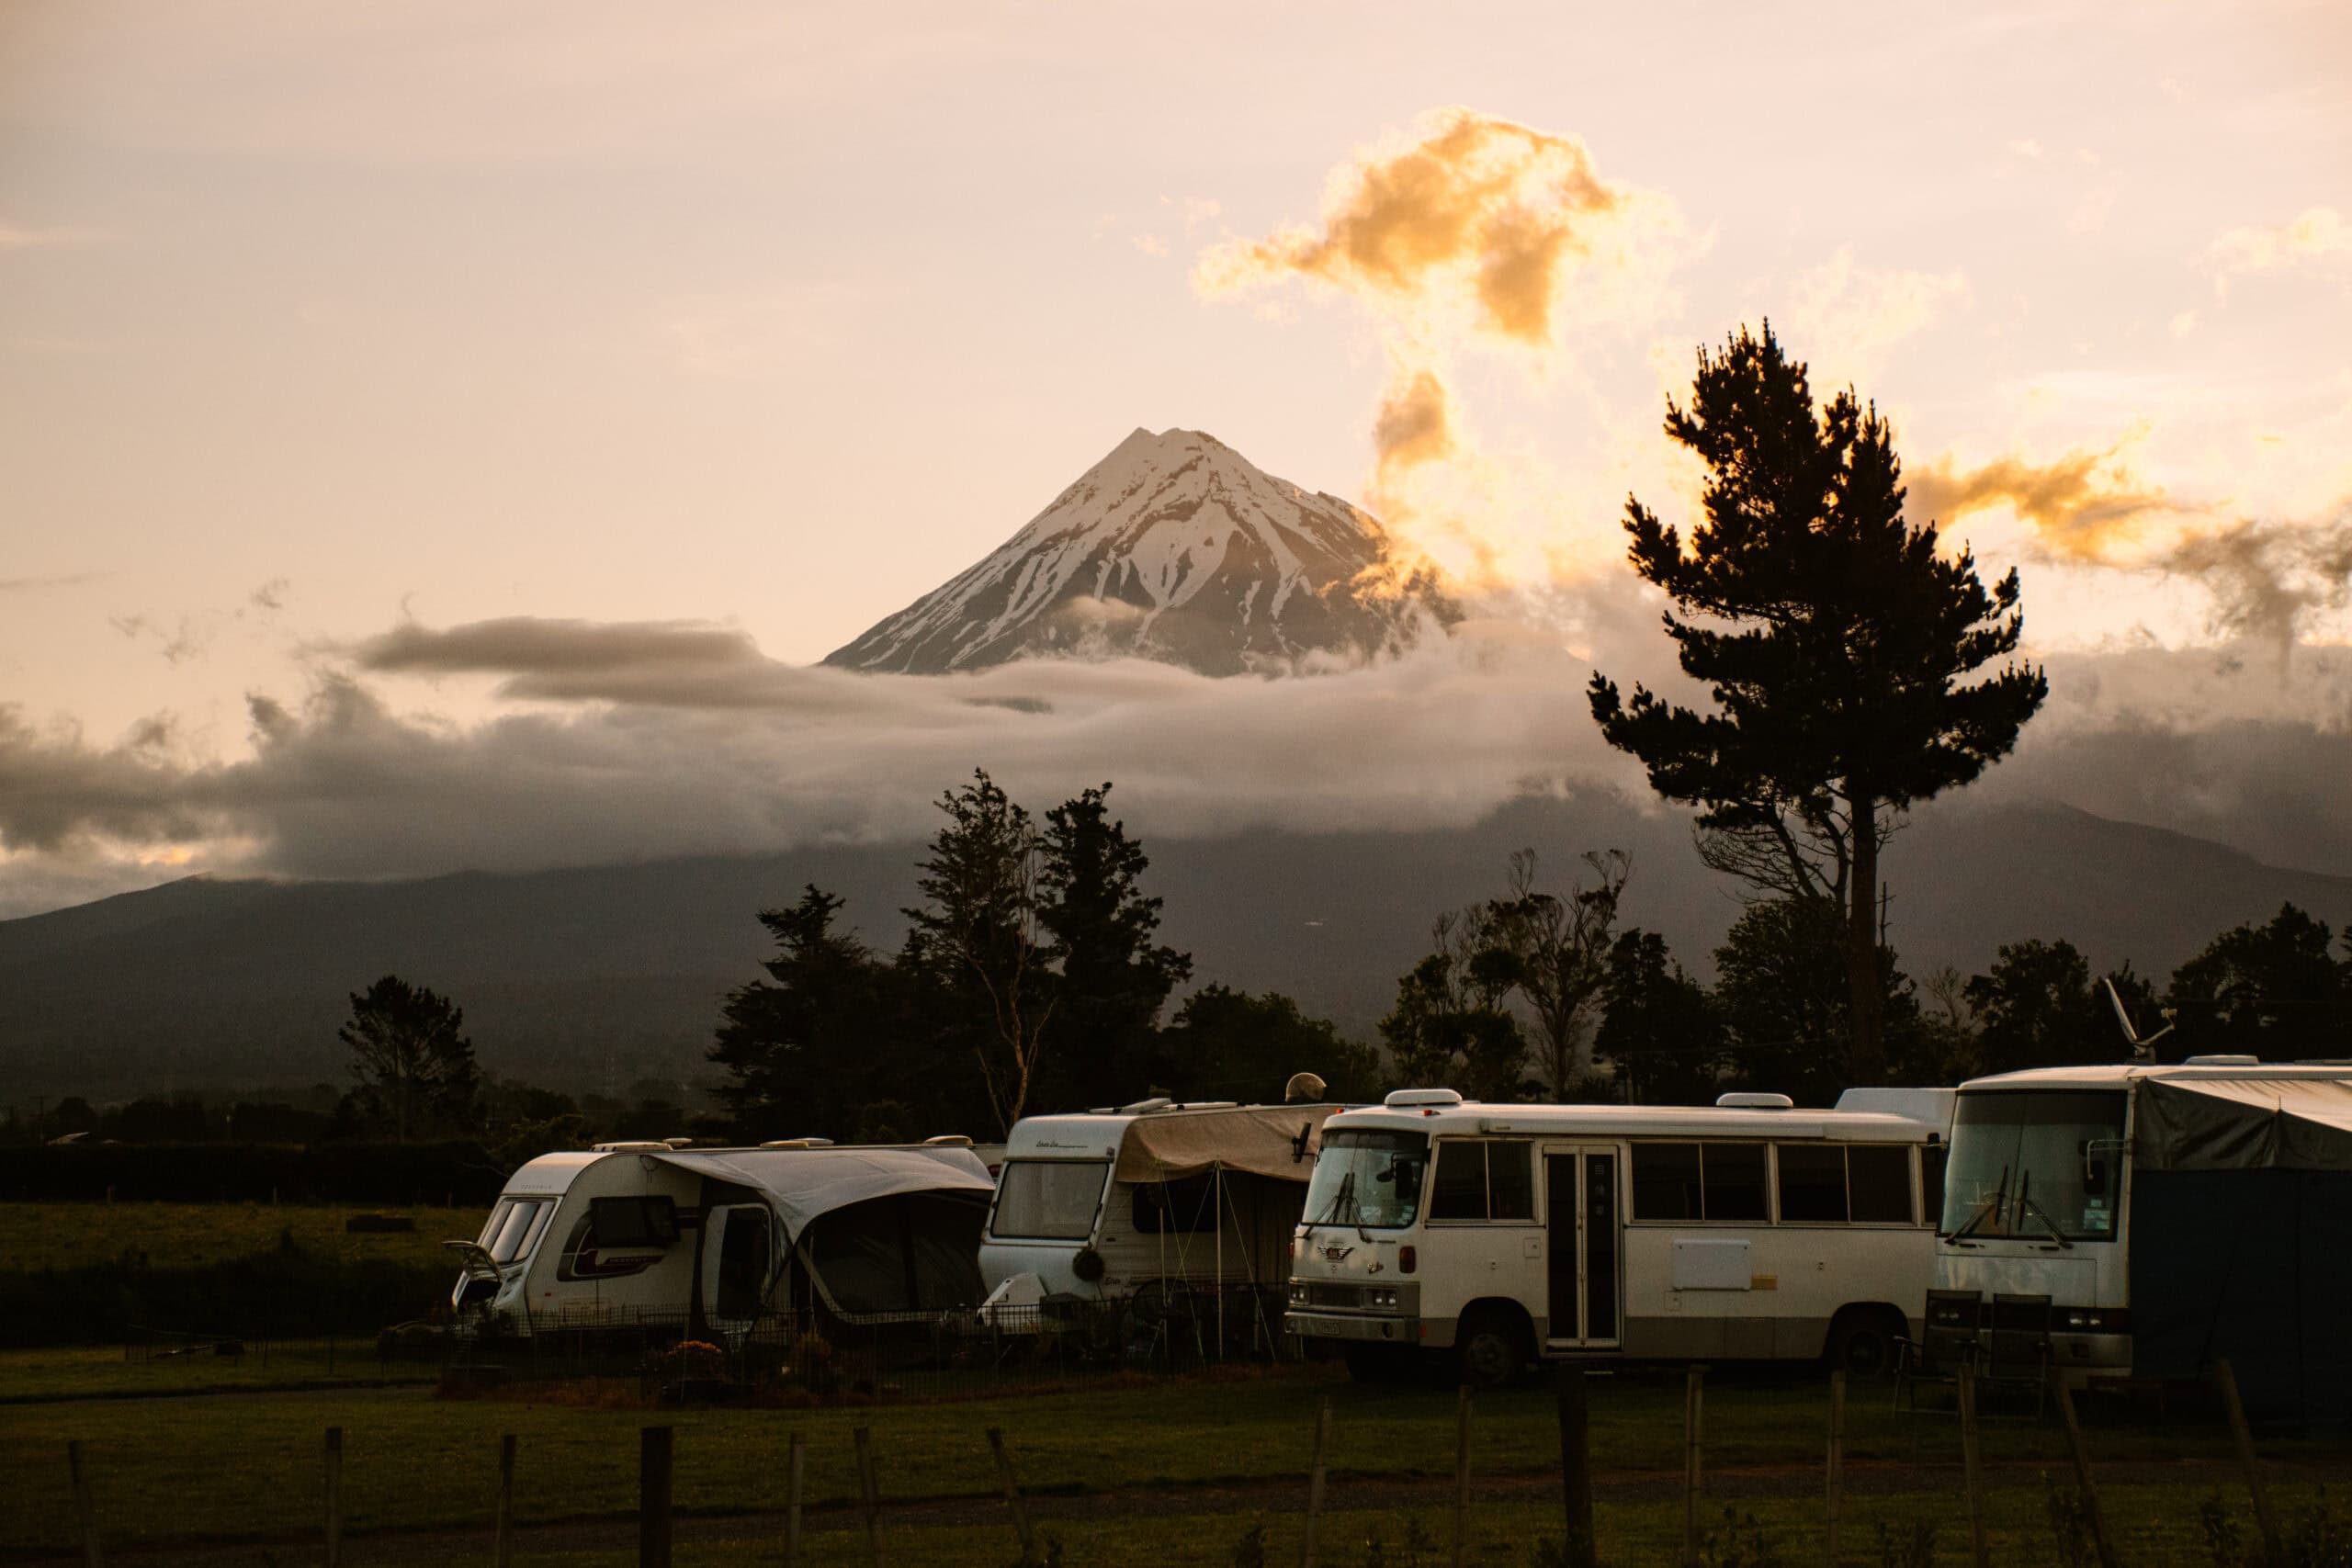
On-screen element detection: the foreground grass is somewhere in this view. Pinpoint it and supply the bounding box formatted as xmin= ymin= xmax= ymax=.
xmin=6 ymin=1366 xmax=2337 ymax=1556
xmin=0 ymin=1201 xmax=490 ymax=1274
xmin=0 ymin=1338 xmax=447 ymax=1401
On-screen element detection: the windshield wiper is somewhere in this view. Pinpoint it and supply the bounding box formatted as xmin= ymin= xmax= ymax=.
xmin=2015 ymin=1184 xmax=2075 ymax=1250
xmin=1303 ymin=1170 xmax=1358 ymax=1235
xmin=1942 ymin=1165 xmax=2008 ymax=1246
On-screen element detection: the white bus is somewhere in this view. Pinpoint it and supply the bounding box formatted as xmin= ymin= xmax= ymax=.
xmin=1285 ymin=1087 xmax=1953 ymax=1384
xmin=1931 ymin=1057 xmax=2352 ymax=1422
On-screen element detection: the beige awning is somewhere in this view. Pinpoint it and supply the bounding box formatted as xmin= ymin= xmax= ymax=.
xmin=2138 ymin=1077 xmax=2352 ymax=1171
xmin=1113 ymin=1105 xmax=1337 ymax=1183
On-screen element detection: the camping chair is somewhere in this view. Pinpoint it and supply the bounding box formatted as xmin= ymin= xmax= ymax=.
xmin=1984 ymin=1292 xmax=2052 ymax=1419
xmin=1894 ymin=1289 xmax=1983 ymax=1413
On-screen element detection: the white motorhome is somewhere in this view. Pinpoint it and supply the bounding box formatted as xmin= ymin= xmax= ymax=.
xmin=447 ymin=1139 xmax=995 ymax=1337
xmin=1932 ymin=1058 xmax=2352 ymax=1423
xmin=1286 ymin=1087 xmax=1953 ymax=1384
xmin=978 ymin=1098 xmax=1341 ymax=1345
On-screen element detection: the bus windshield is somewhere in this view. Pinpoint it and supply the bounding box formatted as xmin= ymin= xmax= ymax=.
xmin=1303 ymin=1130 xmax=1429 ymax=1231
xmin=1941 ymin=1090 xmax=2127 ymax=1242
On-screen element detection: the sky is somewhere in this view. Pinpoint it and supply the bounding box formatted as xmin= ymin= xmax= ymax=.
xmin=3 ymin=0 xmax=2350 ymax=919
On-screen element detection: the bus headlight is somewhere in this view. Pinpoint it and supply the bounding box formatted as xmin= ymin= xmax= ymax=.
xmin=1290 ymin=1282 xmax=1306 ymax=1304
xmin=2059 ymin=1308 xmax=2131 ymax=1333
xmin=1370 ymin=1287 xmax=1399 ymax=1309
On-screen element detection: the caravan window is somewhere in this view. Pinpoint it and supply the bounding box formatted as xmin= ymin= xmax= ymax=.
xmin=990 ymin=1160 xmax=1108 ymax=1240
xmin=1775 ymin=1145 xmax=1848 ymax=1223
xmin=588 ymin=1196 xmax=679 ymax=1248
xmin=1632 ymin=1142 xmax=1768 ymax=1222
xmin=1848 ymin=1145 xmax=1915 ymax=1224
xmin=479 ymin=1199 xmax=556 ymax=1264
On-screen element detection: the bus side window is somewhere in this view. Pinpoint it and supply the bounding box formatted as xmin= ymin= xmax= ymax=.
xmin=1702 ymin=1143 xmax=1770 ymax=1222
xmin=1430 ymin=1142 xmax=1488 ymax=1220
xmin=1776 ymin=1144 xmax=1849 ymax=1223
xmin=1632 ymin=1143 xmax=1701 ymax=1220
xmin=1489 ymin=1143 xmax=1534 ymax=1220
xmin=1919 ymin=1145 xmax=1949 ymax=1227
xmin=1846 ymin=1145 xmax=1913 ymax=1224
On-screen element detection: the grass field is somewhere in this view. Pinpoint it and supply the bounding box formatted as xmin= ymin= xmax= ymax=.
xmin=0 ymin=1201 xmax=491 ymax=1273
xmin=7 ymin=1365 xmax=2342 ymax=1563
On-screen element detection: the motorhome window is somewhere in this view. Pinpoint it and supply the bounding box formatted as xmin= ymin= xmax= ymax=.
xmin=1920 ymin=1145 xmax=1948 ymax=1226
xmin=589 ymin=1196 xmax=679 ymax=1248
xmin=1631 ymin=1143 xmax=1702 ymax=1219
xmin=1489 ymin=1142 xmax=1534 ymax=1220
xmin=990 ymin=1160 xmax=1108 ymax=1240
xmin=1303 ymin=1130 xmax=1428 ymax=1230
xmin=1702 ymin=1142 xmax=1770 ymax=1222
xmin=1941 ymin=1090 xmax=2126 ymax=1241
xmin=1847 ymin=1145 xmax=1914 ymax=1224
xmin=1132 ymin=1176 xmax=1219 ymax=1235
xmin=1775 ymin=1145 xmax=1848 ymax=1223
xmin=1430 ymin=1142 xmax=1488 ymax=1221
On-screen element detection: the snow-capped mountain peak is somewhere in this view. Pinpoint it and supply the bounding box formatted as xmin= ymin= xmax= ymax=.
xmin=823 ymin=427 xmax=1451 ymax=676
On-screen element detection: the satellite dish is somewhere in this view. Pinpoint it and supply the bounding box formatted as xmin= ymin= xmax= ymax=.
xmin=2103 ymin=978 xmax=2176 ymax=1064
xmin=1283 ymin=1071 xmax=1327 ymax=1104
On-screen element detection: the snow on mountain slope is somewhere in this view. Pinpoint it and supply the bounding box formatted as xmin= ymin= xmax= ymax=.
xmin=822 ymin=427 xmax=1453 ymax=676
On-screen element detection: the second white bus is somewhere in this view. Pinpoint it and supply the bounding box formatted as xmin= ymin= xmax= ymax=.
xmin=1285 ymin=1087 xmax=1953 ymax=1383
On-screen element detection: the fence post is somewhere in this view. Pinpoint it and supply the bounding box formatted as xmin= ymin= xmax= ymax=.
xmin=1452 ymin=1385 xmax=1474 ymax=1568
xmin=1682 ymin=1366 xmax=1705 ymax=1567
xmin=785 ymin=1431 xmax=807 ymax=1568
xmin=639 ymin=1426 xmax=673 ymax=1568
xmin=323 ymin=1427 xmax=344 ymax=1568
xmin=1556 ymin=1365 xmax=1595 ymax=1568
xmin=1825 ymin=1368 xmax=1845 ymax=1562
xmin=1299 ymin=1395 xmax=1332 ymax=1568
xmin=2213 ymin=1359 xmax=2283 ymax=1566
xmin=2054 ymin=1382 xmax=2119 ymax=1568
xmin=67 ymin=1440 xmax=103 ymax=1568
xmin=494 ymin=1433 xmax=516 ymax=1568
xmin=988 ymin=1427 xmax=1040 ymax=1562
xmin=854 ymin=1425 xmax=886 ymax=1568
xmin=1958 ymin=1364 xmax=1989 ymax=1568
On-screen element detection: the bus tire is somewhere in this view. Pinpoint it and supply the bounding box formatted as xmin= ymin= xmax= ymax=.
xmin=1825 ymin=1305 xmax=1905 ymax=1380
xmin=1455 ymin=1305 xmax=1532 ymax=1389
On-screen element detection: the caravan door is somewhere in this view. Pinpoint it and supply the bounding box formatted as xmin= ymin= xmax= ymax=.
xmin=701 ymin=1203 xmax=777 ymax=1334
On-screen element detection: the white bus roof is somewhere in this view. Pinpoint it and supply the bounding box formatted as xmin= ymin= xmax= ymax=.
xmin=1323 ymin=1087 xmax=1952 ymax=1144
xmin=1959 ymin=1061 xmax=2352 ymax=1091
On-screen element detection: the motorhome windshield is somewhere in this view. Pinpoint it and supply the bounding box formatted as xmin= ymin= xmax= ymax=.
xmin=989 ymin=1159 xmax=1109 ymax=1240
xmin=1941 ymin=1089 xmax=2127 ymax=1243
xmin=1302 ymin=1130 xmax=1429 ymax=1231
xmin=477 ymin=1198 xmax=556 ymax=1264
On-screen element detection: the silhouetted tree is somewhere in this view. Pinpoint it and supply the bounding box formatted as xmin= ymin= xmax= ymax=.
xmin=2167 ymin=903 xmax=2352 ymax=1056
xmin=1589 ymin=324 xmax=2048 ymax=1085
xmin=338 ymin=974 xmax=480 ymax=1142
xmin=1378 ymin=911 xmax=1530 ymax=1100
xmin=1156 ymin=985 xmax=1379 ymax=1104
xmin=1037 ymin=783 xmax=1193 ymax=1108
xmin=1478 ymin=848 xmax=1631 ymax=1095
xmin=1964 ymin=939 xmax=2152 ymax=1075
xmin=1713 ymin=899 xmax=1917 ymax=1105
xmin=901 ymin=770 xmax=1058 ymax=1135
xmin=708 ymin=885 xmax=892 ymax=1140
xmin=1593 ymin=929 xmax=1727 ymax=1105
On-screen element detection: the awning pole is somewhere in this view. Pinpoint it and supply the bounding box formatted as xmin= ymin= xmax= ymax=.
xmin=1216 ymin=1162 xmax=1226 ymax=1358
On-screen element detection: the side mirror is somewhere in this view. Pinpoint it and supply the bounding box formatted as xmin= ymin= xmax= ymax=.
xmin=2082 ymin=1145 xmax=2109 ymax=1198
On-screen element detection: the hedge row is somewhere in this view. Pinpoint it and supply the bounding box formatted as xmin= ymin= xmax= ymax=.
xmin=0 ymin=1142 xmax=508 ymax=1204
xmin=0 ymin=1247 xmax=454 ymax=1347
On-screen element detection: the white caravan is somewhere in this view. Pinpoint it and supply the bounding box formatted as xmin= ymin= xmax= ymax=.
xmin=1932 ymin=1058 xmax=2352 ymax=1423
xmin=447 ymin=1139 xmax=995 ymax=1337
xmin=978 ymin=1099 xmax=1342 ymax=1337
xmin=1286 ymin=1087 xmax=1953 ymax=1384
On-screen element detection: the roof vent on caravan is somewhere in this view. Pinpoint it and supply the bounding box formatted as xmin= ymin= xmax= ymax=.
xmin=1384 ymin=1089 xmax=1464 ymax=1109
xmin=661 ymin=1137 xmax=695 ymax=1148
xmin=1285 ymin=1071 xmax=1328 ymax=1104
xmin=923 ymin=1134 xmax=974 ymax=1147
xmin=1717 ymin=1092 xmax=1795 ymax=1110
xmin=594 ymin=1141 xmax=671 ymax=1152
xmin=757 ymin=1137 xmax=836 ymax=1148
xmin=1119 ymin=1097 xmax=1176 ymax=1115
xmin=2183 ymin=1055 xmax=2261 ymax=1067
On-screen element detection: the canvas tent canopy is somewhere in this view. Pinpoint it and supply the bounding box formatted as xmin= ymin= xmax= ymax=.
xmin=2128 ymin=1074 xmax=2352 ymax=1426
xmin=1111 ymin=1106 xmax=1331 ymax=1182
xmin=649 ymin=1145 xmax=994 ymax=1237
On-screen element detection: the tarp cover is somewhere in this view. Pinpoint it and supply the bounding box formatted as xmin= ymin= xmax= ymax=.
xmin=1113 ymin=1106 xmax=1336 ymax=1183
xmin=650 ymin=1146 xmax=994 ymax=1242
xmin=2136 ymin=1077 xmax=2352 ymax=1171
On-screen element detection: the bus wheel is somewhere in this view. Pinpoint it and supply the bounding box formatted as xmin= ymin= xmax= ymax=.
xmin=1455 ymin=1309 xmax=1529 ymax=1389
xmin=1826 ymin=1308 xmax=1902 ymax=1380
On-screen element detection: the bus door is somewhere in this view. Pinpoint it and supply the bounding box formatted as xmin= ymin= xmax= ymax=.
xmin=1544 ymin=1145 xmax=1623 ymax=1349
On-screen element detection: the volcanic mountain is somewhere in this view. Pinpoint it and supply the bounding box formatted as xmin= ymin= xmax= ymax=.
xmin=823 ymin=427 xmax=1454 ymax=676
